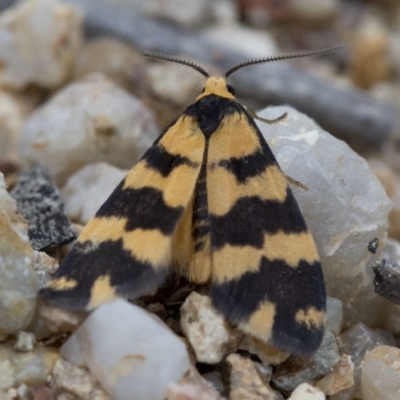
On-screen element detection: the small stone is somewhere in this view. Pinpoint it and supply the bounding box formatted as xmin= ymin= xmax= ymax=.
xmin=60 ymin=299 xmax=190 ymax=400
xmin=203 ymin=23 xmax=277 ymax=58
xmin=331 ymin=322 xmax=391 ymax=400
xmin=11 ymin=164 xmax=76 ymax=251
xmin=56 ymin=392 xmax=76 ymax=400
xmin=361 ymin=345 xmax=400 ymax=400
xmin=0 ymin=0 xmax=83 ymax=89
xmin=372 ymin=260 xmax=400 ymax=305
xmin=33 ymin=250 xmax=59 ymax=289
xmin=180 ymin=292 xmax=240 ymax=364
xmin=144 ymin=0 xmax=213 ymax=27
xmin=52 ymin=359 xmax=93 ymax=400
xmin=88 ymin=387 xmax=111 ymax=400
xmin=326 ymin=297 xmax=343 ymax=335
xmin=288 ymin=383 xmax=325 ymax=400
xmin=73 ymin=37 xmax=145 ymax=91
xmin=0 ymin=344 xmax=59 ymax=388
xmin=13 ymin=332 xmax=36 ymax=352
xmin=61 ymin=163 xmax=127 ymax=225
xmin=39 ymin=303 xmax=86 ymax=333
xmin=166 ymin=383 xmax=224 ymax=400
xmin=315 ymin=354 xmax=354 ymax=396
xmin=272 ymin=330 xmax=340 ymax=392
xmin=378 ymin=257 xmax=400 ymax=335
xmin=0 ymin=173 xmax=38 ymax=334
xmin=16 ymin=384 xmax=29 ymax=400
xmin=227 ymin=353 xmax=278 ymax=400
xmin=238 ymin=335 xmax=289 ymax=366
xmin=19 ymin=73 xmax=159 ymax=185
xmin=349 ymin=17 xmax=390 ymax=89
xmin=282 ymin=0 xmax=339 ymax=23
xmin=258 ymin=106 xmax=392 ymax=328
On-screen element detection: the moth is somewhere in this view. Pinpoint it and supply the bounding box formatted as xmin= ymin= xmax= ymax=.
xmin=40 ymin=47 xmax=342 ymax=356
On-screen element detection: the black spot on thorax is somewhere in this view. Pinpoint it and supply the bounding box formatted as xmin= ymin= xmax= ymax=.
xmin=185 ymin=95 xmax=240 ymax=138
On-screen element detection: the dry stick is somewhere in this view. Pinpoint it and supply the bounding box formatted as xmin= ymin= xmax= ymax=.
xmin=66 ymin=0 xmax=398 ymax=148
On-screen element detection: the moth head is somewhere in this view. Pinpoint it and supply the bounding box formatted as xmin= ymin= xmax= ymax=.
xmin=196 ymin=77 xmax=236 ymax=101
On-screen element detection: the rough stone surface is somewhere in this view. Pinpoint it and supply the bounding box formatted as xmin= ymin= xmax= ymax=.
xmin=283 ymin=0 xmax=339 ymax=23
xmin=258 ymin=106 xmax=392 ymax=328
xmin=13 ymin=332 xmax=36 ymax=353
xmin=0 ymin=344 xmax=59 ymax=390
xmin=61 ymin=299 xmax=190 ymax=400
xmin=180 ymin=292 xmax=240 ymax=364
xmin=32 ymin=250 xmax=59 ymax=289
xmin=331 ymin=322 xmax=391 ymax=400
xmin=316 ymin=354 xmax=354 ymax=396
xmin=0 ymin=0 xmax=83 ymax=89
xmin=39 ymin=303 xmax=86 ymax=333
xmin=61 ymin=162 xmax=127 ymax=225
xmin=361 ymin=345 xmax=400 ymax=400
xmin=11 ymin=164 xmax=76 ymax=250
xmin=326 ymin=297 xmax=343 ymax=335
xmin=166 ymin=383 xmax=224 ymax=400
xmin=227 ymin=353 xmax=279 ymax=400
xmin=373 ymin=259 xmax=400 ymax=305
xmin=0 ymin=173 xmax=38 ymax=335
xmin=272 ymin=330 xmax=340 ymax=392
xmin=372 ymin=238 xmax=400 ymax=335
xmin=288 ymin=383 xmax=325 ymax=400
xmin=19 ymin=73 xmax=159 ymax=185
xmin=238 ymin=335 xmax=290 ymax=366
xmin=52 ymin=359 xmax=93 ymax=399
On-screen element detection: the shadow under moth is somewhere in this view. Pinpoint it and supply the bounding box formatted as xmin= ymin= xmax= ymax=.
xmin=40 ymin=47 xmax=343 ymax=357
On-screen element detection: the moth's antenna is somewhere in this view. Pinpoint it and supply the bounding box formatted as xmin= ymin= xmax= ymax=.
xmin=143 ymin=51 xmax=209 ymax=78
xmin=225 ymin=45 xmax=346 ymax=78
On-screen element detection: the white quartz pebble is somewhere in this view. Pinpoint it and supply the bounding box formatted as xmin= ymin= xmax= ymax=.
xmin=180 ymin=292 xmax=239 ymax=364
xmin=20 ymin=73 xmax=159 ymax=185
xmin=288 ymin=383 xmax=325 ymax=400
xmin=0 ymin=0 xmax=82 ymax=89
xmin=61 ymin=163 xmax=128 ymax=225
xmin=361 ymin=345 xmax=400 ymax=400
xmin=60 ymin=300 xmax=191 ymax=400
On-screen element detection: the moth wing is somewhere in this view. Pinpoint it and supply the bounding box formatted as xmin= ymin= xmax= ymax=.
xmin=207 ymin=110 xmax=326 ymax=356
xmin=40 ymin=115 xmax=205 ymax=311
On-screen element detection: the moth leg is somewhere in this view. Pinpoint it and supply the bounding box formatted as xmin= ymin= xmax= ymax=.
xmin=245 ymin=107 xmax=288 ymax=124
xmin=284 ymin=173 xmax=309 ymax=190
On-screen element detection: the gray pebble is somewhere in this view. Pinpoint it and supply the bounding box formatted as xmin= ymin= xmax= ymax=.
xmin=11 ymin=164 xmax=76 ymax=251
